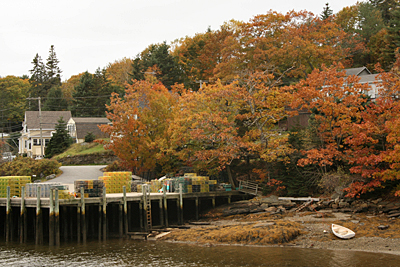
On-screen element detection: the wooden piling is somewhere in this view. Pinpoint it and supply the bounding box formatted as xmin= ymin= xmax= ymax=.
xmin=20 ymin=186 xmax=26 ymax=243
xmin=55 ymin=189 xmax=60 ymax=246
xmin=102 ymin=187 xmax=107 ymax=241
xmin=49 ymin=189 xmax=54 ymax=246
xmin=6 ymin=186 xmax=11 ymax=243
xmin=159 ymin=199 xmax=163 ymax=227
xmin=179 ymin=184 xmax=183 ymax=225
xmin=123 ymin=186 xmax=128 ymax=235
xmin=195 ymin=197 xmax=199 ymax=221
xmin=142 ymin=185 xmax=148 ymax=232
xmin=35 ymin=186 xmax=43 ymax=245
xmin=212 ymin=197 xmax=216 ymax=209
xmin=63 ymin=206 xmax=68 ymax=242
xmin=77 ymin=206 xmax=81 ymax=243
xmin=119 ymin=202 xmax=123 ymax=237
xmin=163 ymin=185 xmax=168 ymax=227
xmin=98 ymin=205 xmax=102 ymax=241
xmin=81 ymin=187 xmax=86 ymax=244
xmin=139 ymin=199 xmax=143 ymax=231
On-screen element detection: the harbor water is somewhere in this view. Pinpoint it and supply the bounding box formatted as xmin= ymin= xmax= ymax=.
xmin=1 ymin=239 xmax=400 ymax=267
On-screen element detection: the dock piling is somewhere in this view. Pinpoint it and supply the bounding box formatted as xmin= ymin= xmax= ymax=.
xmin=49 ymin=189 xmax=54 ymax=246
xmin=55 ymin=189 xmax=60 ymax=246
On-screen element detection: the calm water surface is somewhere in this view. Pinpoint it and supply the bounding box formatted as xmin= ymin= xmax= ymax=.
xmin=1 ymin=239 xmax=400 ymax=267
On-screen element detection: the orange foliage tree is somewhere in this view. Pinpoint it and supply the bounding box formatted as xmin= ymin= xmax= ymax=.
xmin=170 ymin=69 xmax=293 ymax=185
xmin=214 ymin=11 xmax=359 ymax=83
xmin=98 ymin=79 xmax=181 ymax=175
xmin=291 ymin=60 xmax=400 ymax=198
xmin=343 ymin=55 xmax=400 ymax=197
xmin=105 ymin=57 xmax=134 ymax=88
xmin=290 ymin=64 xmax=370 ymax=191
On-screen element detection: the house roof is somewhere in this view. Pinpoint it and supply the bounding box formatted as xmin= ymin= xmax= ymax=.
xmin=71 ymin=117 xmax=110 ymax=139
xmin=358 ymin=73 xmax=380 ymax=84
xmin=25 ymin=111 xmax=72 ymax=130
xmin=345 ymin=67 xmax=371 ymax=76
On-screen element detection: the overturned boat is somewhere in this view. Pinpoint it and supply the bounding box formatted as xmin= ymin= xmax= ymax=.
xmin=331 ymin=224 xmax=355 ymax=239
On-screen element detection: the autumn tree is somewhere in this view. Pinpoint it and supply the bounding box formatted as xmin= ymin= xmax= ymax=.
xmin=61 ymin=73 xmax=84 ymax=105
xmin=214 ymin=11 xmax=359 ymax=84
xmin=0 ymin=76 xmax=29 ymax=131
xmin=172 ymin=23 xmax=235 ymax=90
xmin=105 ymin=57 xmax=133 ymax=88
xmin=98 ymin=79 xmax=181 ymax=176
xmin=170 ymin=69 xmax=293 ymax=186
xmin=290 ymin=64 xmax=371 ymax=188
xmin=343 ymin=53 xmax=400 ymax=197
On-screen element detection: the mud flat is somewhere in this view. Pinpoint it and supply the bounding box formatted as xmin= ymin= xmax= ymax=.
xmin=159 ymin=196 xmax=400 ymax=255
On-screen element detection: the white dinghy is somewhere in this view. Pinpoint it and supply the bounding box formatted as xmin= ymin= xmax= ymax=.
xmin=331 ymin=224 xmax=355 ymax=239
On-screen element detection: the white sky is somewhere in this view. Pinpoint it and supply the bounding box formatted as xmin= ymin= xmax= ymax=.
xmin=1 ymin=0 xmax=360 ymax=81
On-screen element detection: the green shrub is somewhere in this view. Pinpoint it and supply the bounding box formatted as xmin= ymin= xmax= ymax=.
xmin=0 ymin=157 xmax=61 ymax=181
xmin=84 ymin=132 xmax=96 ymax=143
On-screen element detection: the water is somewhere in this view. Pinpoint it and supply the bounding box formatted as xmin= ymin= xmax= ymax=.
xmin=1 ymin=239 xmax=400 ymax=267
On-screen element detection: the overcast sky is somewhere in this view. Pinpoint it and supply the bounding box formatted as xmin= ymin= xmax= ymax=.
xmin=1 ymin=0 xmax=360 ymax=81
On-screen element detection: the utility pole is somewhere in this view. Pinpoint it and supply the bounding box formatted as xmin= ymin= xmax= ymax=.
xmin=195 ymin=80 xmax=208 ymax=89
xmin=27 ymin=97 xmax=43 ymax=158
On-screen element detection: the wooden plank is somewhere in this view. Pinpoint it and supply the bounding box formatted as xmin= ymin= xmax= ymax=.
xmin=278 ymin=197 xmax=320 ymax=202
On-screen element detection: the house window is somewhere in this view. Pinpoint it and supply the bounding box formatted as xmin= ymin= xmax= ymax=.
xmin=45 ymin=139 xmax=50 ymax=146
xmin=33 ymin=139 xmax=42 ymax=145
xmin=68 ymin=124 xmax=75 ymax=133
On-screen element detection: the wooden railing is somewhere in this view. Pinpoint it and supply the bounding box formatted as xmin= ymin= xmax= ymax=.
xmin=238 ymin=180 xmax=259 ymax=196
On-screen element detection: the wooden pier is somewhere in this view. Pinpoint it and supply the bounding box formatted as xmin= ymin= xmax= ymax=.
xmin=0 ymin=185 xmax=244 ymax=245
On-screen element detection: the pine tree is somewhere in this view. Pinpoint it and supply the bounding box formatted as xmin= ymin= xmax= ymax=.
xmin=71 ymin=69 xmax=119 ymax=117
xmin=44 ymin=117 xmax=73 ymax=158
xmin=29 ymin=54 xmax=47 ymax=110
xmin=29 ymin=45 xmax=63 ymax=110
xmin=129 ymin=42 xmax=183 ymax=88
xmin=321 ymin=3 xmax=333 ymax=20
xmin=45 ymin=45 xmax=62 ymax=87
xmin=43 ymin=86 xmax=68 ymax=111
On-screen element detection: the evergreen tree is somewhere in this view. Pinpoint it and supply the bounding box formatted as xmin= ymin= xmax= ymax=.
xmin=29 ymin=54 xmax=46 ymax=110
xmin=129 ymin=42 xmax=183 ymax=88
xmin=44 ymin=117 xmax=73 ymax=158
xmin=71 ymin=69 xmax=119 ymax=117
xmin=43 ymin=86 xmax=68 ymax=111
xmin=71 ymin=71 xmax=96 ymax=117
xmin=321 ymin=3 xmax=333 ymax=20
xmin=45 ymin=45 xmax=62 ymax=88
xmin=29 ymin=45 xmax=63 ymax=110
xmin=370 ymin=0 xmax=398 ymax=24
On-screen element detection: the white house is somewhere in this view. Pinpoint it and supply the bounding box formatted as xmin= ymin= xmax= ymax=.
xmin=345 ymin=67 xmax=382 ymax=99
xmin=67 ymin=117 xmax=110 ymax=143
xmin=19 ymin=111 xmax=72 ymax=158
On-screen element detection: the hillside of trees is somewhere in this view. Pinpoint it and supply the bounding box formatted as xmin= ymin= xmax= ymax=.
xmin=1 ymin=1 xmax=400 ymax=198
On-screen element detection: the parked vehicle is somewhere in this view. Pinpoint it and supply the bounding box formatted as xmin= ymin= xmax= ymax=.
xmin=2 ymin=152 xmax=16 ymax=162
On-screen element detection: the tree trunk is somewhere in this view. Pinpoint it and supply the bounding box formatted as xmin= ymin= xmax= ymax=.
xmin=227 ymin=165 xmax=236 ymax=189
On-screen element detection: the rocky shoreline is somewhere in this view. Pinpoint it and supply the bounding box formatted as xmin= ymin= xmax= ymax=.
xmin=158 ymin=195 xmax=400 ymax=255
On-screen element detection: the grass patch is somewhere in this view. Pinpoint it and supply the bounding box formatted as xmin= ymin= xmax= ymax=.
xmin=53 ymin=142 xmax=106 ymax=159
xmin=161 ymin=220 xmax=302 ymax=245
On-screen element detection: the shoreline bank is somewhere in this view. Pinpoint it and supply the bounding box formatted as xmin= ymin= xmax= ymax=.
xmin=158 ymin=196 xmax=400 ymax=256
